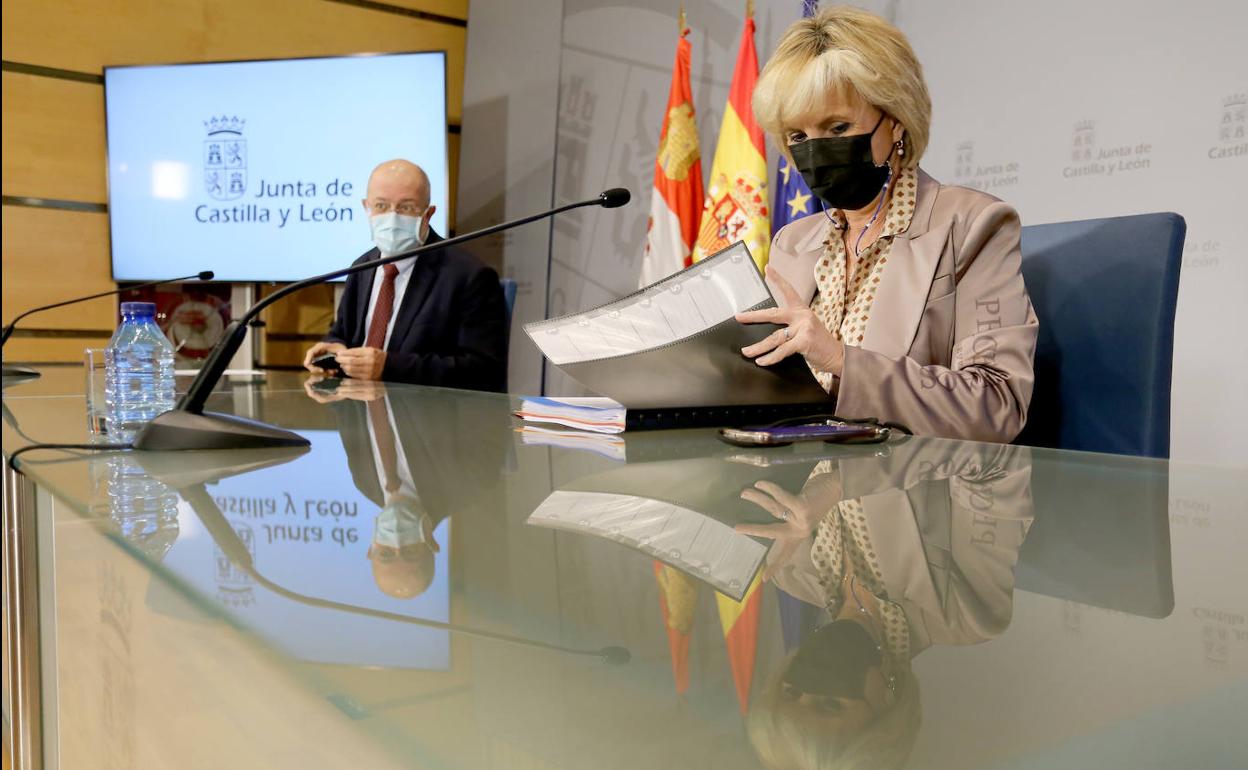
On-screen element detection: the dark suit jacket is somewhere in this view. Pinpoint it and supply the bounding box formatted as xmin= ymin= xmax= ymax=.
xmin=325 ymin=229 xmax=509 ymax=392
xmin=331 ymin=392 xmax=513 ymax=520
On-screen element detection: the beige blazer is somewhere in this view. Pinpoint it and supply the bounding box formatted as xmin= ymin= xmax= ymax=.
xmin=767 ymin=169 xmax=1039 ymax=443
xmin=768 ymin=440 xmax=1035 ymax=651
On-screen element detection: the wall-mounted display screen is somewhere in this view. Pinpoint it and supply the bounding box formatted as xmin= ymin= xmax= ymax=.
xmin=104 ymin=52 xmax=448 ymax=281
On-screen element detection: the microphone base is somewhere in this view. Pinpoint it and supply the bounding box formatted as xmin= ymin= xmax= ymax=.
xmin=133 ymin=410 xmax=310 ymax=451
xmin=2 ymin=364 xmax=41 ymax=382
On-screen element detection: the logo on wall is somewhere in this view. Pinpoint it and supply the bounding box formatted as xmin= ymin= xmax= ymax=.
xmin=950 ymin=139 xmax=1018 ymax=191
xmin=1206 ymin=94 xmax=1246 ymax=160
xmin=1218 ymin=94 xmax=1245 ymax=143
xmin=1071 ymin=120 xmax=1096 ymax=163
xmin=214 ymin=522 xmax=256 ymax=608
xmin=204 ymin=115 xmax=247 ymax=201
xmin=954 ymin=141 xmax=974 ymax=179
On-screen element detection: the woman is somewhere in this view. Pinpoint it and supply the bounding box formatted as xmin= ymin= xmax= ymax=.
xmin=740 ymin=439 xmax=1035 ymax=769
xmin=739 ymin=7 xmax=1038 ymax=443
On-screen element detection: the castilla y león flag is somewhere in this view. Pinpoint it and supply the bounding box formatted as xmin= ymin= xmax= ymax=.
xmin=640 ymin=25 xmax=705 ymax=287
xmin=692 ymin=12 xmax=769 ymax=270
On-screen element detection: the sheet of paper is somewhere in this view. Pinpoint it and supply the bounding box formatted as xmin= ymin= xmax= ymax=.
xmin=527 ymin=489 xmax=768 ymax=600
xmin=525 ymin=242 xmax=770 ymax=365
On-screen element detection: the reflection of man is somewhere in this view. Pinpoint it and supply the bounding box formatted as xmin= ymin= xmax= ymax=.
xmin=305 ymin=378 xmax=511 ymax=599
xmin=303 ymin=159 xmax=508 ymax=390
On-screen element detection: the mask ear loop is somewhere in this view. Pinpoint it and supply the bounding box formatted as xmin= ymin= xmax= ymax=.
xmin=852 ymin=163 xmax=894 ymax=257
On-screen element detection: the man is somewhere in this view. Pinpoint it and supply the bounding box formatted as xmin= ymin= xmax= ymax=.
xmin=304 ymin=378 xmax=513 ymax=599
xmin=303 ymin=159 xmax=508 ymax=391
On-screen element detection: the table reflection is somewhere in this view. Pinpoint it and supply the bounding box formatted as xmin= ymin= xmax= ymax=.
xmin=528 ymin=439 xmax=1037 ymax=769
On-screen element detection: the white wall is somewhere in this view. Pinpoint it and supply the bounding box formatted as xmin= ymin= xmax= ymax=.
xmin=898 ymin=0 xmax=1247 ymax=465
xmin=459 ymin=0 xmax=1247 ymax=465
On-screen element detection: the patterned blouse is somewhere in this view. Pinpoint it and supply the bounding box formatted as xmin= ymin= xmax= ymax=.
xmin=808 ymin=461 xmax=912 ymax=689
xmin=808 ymin=166 xmax=919 ymax=391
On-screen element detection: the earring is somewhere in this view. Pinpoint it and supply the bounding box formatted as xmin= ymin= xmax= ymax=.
xmin=896 ymin=139 xmax=905 ymax=157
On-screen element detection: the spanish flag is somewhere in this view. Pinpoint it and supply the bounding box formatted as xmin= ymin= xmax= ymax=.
xmin=692 ymin=9 xmax=769 ymax=269
xmin=654 ymin=562 xmax=697 ymax=695
xmin=717 ymin=573 xmax=763 ymax=714
xmin=640 ymin=17 xmax=705 ymax=286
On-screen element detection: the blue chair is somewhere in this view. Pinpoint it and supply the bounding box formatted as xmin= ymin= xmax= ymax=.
xmin=1016 ymin=212 xmax=1185 ymax=458
xmin=500 ymin=278 xmax=518 ymax=323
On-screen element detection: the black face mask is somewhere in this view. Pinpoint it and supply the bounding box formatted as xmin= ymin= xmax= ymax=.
xmin=782 ymin=620 xmax=882 ymax=698
xmin=789 ymin=114 xmax=893 ymax=211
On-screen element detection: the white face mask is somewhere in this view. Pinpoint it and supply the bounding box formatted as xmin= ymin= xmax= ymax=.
xmin=373 ymin=503 xmax=430 ymax=549
xmin=369 ymin=211 xmax=426 ymax=257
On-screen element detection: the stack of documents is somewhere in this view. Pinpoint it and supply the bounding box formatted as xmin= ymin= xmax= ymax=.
xmin=515 ymin=426 xmax=626 ymax=461
xmin=515 ymin=396 xmax=626 ymax=433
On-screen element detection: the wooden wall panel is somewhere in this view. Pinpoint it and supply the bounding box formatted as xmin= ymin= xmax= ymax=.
xmin=378 ymin=0 xmax=469 ymax=18
xmin=2 ymin=206 xmax=116 ymax=362
xmin=1 ymin=72 xmax=108 ymax=202
xmin=448 ymin=130 xmax=460 ymax=227
xmin=1 ymin=0 xmax=467 ymax=122
xmin=1 ymin=206 xmax=115 ymax=330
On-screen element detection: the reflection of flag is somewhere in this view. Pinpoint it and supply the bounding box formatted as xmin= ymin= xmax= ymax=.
xmin=692 ymin=11 xmax=769 ymax=270
xmin=717 ymin=573 xmax=763 ymax=714
xmin=772 ymin=1 xmax=819 ymax=235
xmin=654 ymin=562 xmax=697 ymax=694
xmin=640 ymin=22 xmax=705 ymax=286
xmin=776 ymin=587 xmax=818 ymax=652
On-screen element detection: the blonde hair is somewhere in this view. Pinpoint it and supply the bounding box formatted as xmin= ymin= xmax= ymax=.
xmin=746 ymin=652 xmax=922 ymax=770
xmin=753 ymin=6 xmax=931 ymax=168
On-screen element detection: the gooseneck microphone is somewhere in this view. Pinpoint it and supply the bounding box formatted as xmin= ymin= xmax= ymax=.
xmin=1 ymin=270 xmax=215 ymax=347
xmin=133 ymin=189 xmax=632 ymax=451
xmin=182 ymin=483 xmax=629 ymax=665
xmin=2 ymin=270 xmax=215 ymax=382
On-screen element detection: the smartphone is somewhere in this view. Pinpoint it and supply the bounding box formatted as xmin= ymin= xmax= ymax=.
xmin=310 ymin=377 xmax=343 ymax=393
xmin=311 ymin=354 xmax=347 ymax=376
xmin=718 ymin=422 xmax=888 ymax=448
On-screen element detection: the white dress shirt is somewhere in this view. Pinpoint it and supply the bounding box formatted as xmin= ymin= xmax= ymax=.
xmin=365 ymin=393 xmax=420 ymax=503
xmin=362 ymin=256 xmax=419 ymax=350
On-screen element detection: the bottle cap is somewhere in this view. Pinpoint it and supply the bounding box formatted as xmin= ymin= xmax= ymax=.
xmin=119 ymin=301 xmax=157 ymax=317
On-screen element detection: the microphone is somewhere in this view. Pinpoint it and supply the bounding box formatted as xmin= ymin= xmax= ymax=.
xmin=2 ymin=270 xmax=215 ymax=382
xmin=599 ymin=188 xmax=631 ymax=208
xmin=179 ymin=482 xmax=629 ymax=665
xmin=132 ymin=189 xmax=632 ymax=451
xmin=2 ymin=270 xmax=215 ymax=347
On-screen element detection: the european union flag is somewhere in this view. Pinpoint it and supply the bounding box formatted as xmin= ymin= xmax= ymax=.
xmin=772 ymin=155 xmax=817 ymax=235
xmin=772 ymin=0 xmax=820 ymax=236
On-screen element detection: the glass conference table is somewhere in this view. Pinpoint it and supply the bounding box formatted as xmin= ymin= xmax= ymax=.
xmin=2 ymin=368 xmax=1245 ymax=769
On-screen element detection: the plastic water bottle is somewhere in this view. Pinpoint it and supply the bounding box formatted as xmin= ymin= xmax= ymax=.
xmin=104 ymin=301 xmax=176 ymax=434
xmin=90 ymin=453 xmax=181 ymax=562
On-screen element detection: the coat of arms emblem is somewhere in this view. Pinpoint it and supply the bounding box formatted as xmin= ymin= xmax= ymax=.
xmin=204 ymin=115 xmax=247 ymax=201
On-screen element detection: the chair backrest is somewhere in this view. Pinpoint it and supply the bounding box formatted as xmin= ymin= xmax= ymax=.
xmin=500 ymin=278 xmax=518 ymax=323
xmin=1016 ymin=212 xmax=1184 ymax=458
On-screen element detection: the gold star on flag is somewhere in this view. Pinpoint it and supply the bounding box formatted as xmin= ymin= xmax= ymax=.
xmin=780 ymin=159 xmax=792 ymax=185
xmin=788 ymin=189 xmax=811 ymax=217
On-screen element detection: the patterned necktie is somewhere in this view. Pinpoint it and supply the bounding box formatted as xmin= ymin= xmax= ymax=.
xmin=366 ymin=396 xmax=401 ymax=494
xmin=365 ymin=264 xmax=400 ymax=349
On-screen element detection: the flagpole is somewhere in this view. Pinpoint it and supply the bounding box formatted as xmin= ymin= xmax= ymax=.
xmin=746 ymin=0 xmax=754 ymax=18
xmin=678 ymin=2 xmax=686 ymax=33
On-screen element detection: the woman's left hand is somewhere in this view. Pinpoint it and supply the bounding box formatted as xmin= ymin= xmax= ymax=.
xmin=736 ymin=264 xmax=845 ymax=376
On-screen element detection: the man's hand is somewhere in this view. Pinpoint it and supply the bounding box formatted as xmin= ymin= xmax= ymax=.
xmin=303 ymin=375 xmax=387 ymax=404
xmin=736 ymin=264 xmax=845 ymax=376
xmin=336 ymin=347 xmax=387 ymax=381
xmin=303 ymin=341 xmax=346 ymax=373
